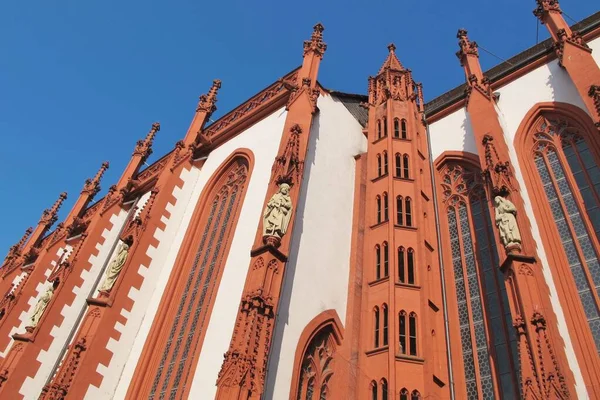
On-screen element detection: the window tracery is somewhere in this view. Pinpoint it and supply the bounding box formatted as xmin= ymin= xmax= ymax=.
xmin=439 ymin=160 xmax=519 ymax=399
xmin=296 ymin=328 xmax=337 ymax=400
xmin=529 ymin=114 xmax=600 ymax=351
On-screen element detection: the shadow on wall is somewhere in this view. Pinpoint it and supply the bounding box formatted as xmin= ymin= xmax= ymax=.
xmin=461 ymin=111 xmax=478 ymax=154
xmin=546 ymin=61 xmax=588 ymax=109
xmin=263 ymin=112 xmax=321 ymax=398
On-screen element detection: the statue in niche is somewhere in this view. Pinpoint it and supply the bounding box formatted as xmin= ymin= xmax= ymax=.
xmin=494 ymin=196 xmax=522 ymax=250
xmin=263 ymin=183 xmax=293 ymax=239
xmin=99 ymin=241 xmax=130 ymax=292
xmin=29 ymin=285 xmax=54 ymax=328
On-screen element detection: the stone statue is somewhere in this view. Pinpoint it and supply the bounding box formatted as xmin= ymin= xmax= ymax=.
xmin=99 ymin=241 xmax=130 ymax=292
xmin=263 ymin=183 xmax=293 ymax=239
xmin=494 ymin=196 xmax=522 ymax=249
xmin=30 ymin=285 xmax=54 ymax=328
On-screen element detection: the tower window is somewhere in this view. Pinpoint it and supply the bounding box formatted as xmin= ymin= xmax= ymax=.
xmin=403 ymin=154 xmax=410 ymax=178
xmin=377 ymin=154 xmax=382 ymax=177
xmin=405 ymin=197 xmax=412 ymax=226
xmin=401 ymin=119 xmax=407 ymax=139
xmin=376 ymin=196 xmax=382 ymax=224
xmin=374 ymin=307 xmax=380 ymax=348
xmin=375 ymin=245 xmax=381 ymax=280
xmin=409 ymin=313 xmax=417 ymax=355
xmin=399 ymin=311 xmax=406 ymax=354
xmin=395 ymin=153 xmax=402 ymax=178
xmin=396 ymin=196 xmax=403 ymax=225
xmin=398 ymin=247 xmax=405 ymax=283
xmin=377 ymin=120 xmax=382 ymax=140
xmin=382 ymin=305 xmax=389 ymax=346
xmin=383 ymin=242 xmax=389 ymax=278
xmin=383 ymin=152 xmax=388 ymax=175
xmin=383 ymin=117 xmax=388 ymax=137
xmin=383 ymin=193 xmax=389 ymax=221
xmin=394 ymin=118 xmax=400 ymax=138
xmin=407 ymin=248 xmax=415 ymax=284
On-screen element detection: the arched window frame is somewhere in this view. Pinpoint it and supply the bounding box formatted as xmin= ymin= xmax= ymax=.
xmin=405 ymin=197 xmax=412 ymax=227
xmin=376 ymin=195 xmax=382 ymax=224
xmin=374 ymin=307 xmax=380 ymax=348
xmin=383 ymin=242 xmax=389 ymax=278
xmin=381 ymin=378 xmax=388 ymax=400
xmin=398 ymin=247 xmax=406 ymax=283
xmin=383 ymin=192 xmax=389 ymax=222
xmin=371 ymin=381 xmax=378 ymax=400
xmin=408 ymin=312 xmax=417 ymax=356
xmin=400 ymin=388 xmax=409 ymax=400
xmin=377 ymin=154 xmax=382 ymax=177
xmin=394 ymin=118 xmax=400 ymax=138
xmin=399 ymin=310 xmax=407 ymax=355
xmin=401 ymin=119 xmax=407 ymax=139
xmin=411 ymin=390 xmax=421 ymax=400
xmin=396 ymin=196 xmax=403 ymax=226
xmin=395 ymin=153 xmax=402 ymax=178
xmin=382 ymin=304 xmax=389 ymax=346
xmin=403 ymin=154 xmax=410 ymax=179
xmin=375 ymin=245 xmax=382 ymax=280
xmin=290 ymin=310 xmax=344 ymax=400
xmin=515 ymin=103 xmax=600 ymax=356
xmin=377 ymin=120 xmax=382 ymax=140
xmin=435 ymin=152 xmax=520 ymax=400
xmin=383 ymin=117 xmax=388 ymax=137
xmin=135 ymin=151 xmax=254 ymax=399
xmin=383 ymin=151 xmax=389 ymax=175
xmin=407 ymin=248 xmax=415 ymax=285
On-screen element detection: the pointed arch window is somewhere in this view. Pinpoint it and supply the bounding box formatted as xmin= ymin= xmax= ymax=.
xmin=377 ymin=154 xmax=382 ymax=177
xmin=407 ymin=248 xmax=415 ymax=284
xmin=522 ymin=112 xmax=600 ymax=352
xmin=401 ymin=119 xmax=407 ymax=139
xmin=399 ymin=311 xmax=407 ymax=355
xmin=293 ymin=316 xmax=341 ymax=400
xmin=375 ymin=245 xmax=382 ymax=280
xmin=400 ymin=388 xmax=409 ymax=400
xmin=376 ymin=196 xmax=382 ymax=224
xmin=398 ymin=247 xmax=406 ymax=283
xmin=403 ymin=154 xmax=410 ymax=178
xmin=409 ymin=313 xmax=417 ymax=356
xmin=383 ymin=193 xmax=389 ymax=221
xmin=374 ymin=307 xmax=380 ymax=348
xmin=382 ymin=304 xmax=389 ymax=346
xmin=405 ymin=197 xmax=412 ymax=227
xmin=371 ymin=381 xmax=378 ymax=400
xmin=396 ymin=196 xmax=403 ymax=225
xmin=383 ymin=152 xmax=389 ymax=175
xmin=381 ymin=379 xmax=388 ymax=400
xmin=145 ymin=155 xmax=251 ymax=399
xmin=395 ymin=153 xmax=402 ymax=178
xmin=438 ymin=159 xmax=519 ymax=399
xmin=394 ymin=118 xmax=400 ymax=138
xmin=377 ymin=120 xmax=382 ymax=140
xmin=411 ymin=390 xmax=421 ymax=400
xmin=383 ymin=117 xmax=388 ymax=137
xmin=383 ymin=242 xmax=389 ymax=278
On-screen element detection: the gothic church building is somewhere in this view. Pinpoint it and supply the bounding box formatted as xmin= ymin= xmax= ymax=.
xmin=1 ymin=1 xmax=600 ymax=399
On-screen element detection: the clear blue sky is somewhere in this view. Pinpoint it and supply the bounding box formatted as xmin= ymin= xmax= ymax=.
xmin=0 ymin=0 xmax=597 ymax=252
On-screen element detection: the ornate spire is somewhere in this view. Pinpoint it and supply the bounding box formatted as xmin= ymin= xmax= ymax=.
xmin=133 ymin=122 xmax=160 ymax=163
xmin=39 ymin=192 xmax=68 ymax=226
xmin=533 ymin=0 xmax=562 ymax=20
xmin=303 ymin=23 xmax=327 ymax=59
xmin=81 ymin=162 xmax=109 ymax=197
xmin=197 ymin=79 xmax=222 ymax=117
xmin=456 ymin=29 xmax=479 ymax=65
xmin=378 ymin=43 xmax=404 ymax=74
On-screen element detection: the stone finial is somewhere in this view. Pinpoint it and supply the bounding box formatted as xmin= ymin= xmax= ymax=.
xmin=303 ymin=23 xmax=327 ymax=58
xmin=39 ymin=192 xmax=68 ymax=226
xmin=197 ymin=79 xmax=222 ymax=115
xmin=456 ymin=28 xmax=479 ymax=62
xmin=82 ymin=162 xmax=109 ymax=196
xmin=134 ymin=122 xmax=160 ymax=161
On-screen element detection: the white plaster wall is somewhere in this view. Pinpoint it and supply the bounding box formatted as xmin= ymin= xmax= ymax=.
xmin=263 ymin=93 xmax=367 ymax=399
xmin=20 ymin=210 xmax=129 ymax=399
xmin=589 ymin=36 xmax=600 ymax=67
xmin=429 ymin=107 xmax=478 ymax=160
xmin=493 ymin=58 xmax=589 ymax=398
xmin=110 ymin=107 xmax=288 ymax=400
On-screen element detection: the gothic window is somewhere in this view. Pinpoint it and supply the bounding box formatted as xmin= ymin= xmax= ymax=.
xmin=397 ymin=196 xmax=403 ymax=225
xmin=409 ymin=313 xmax=417 ymax=356
xmin=383 ymin=304 xmax=389 ymax=346
xmin=377 ymin=154 xmax=382 ymax=177
xmin=439 ymin=159 xmax=519 ymax=400
xmin=376 ymin=196 xmax=382 ymax=224
xmin=377 ymin=120 xmax=382 ymax=140
xmin=398 ymin=247 xmax=406 ymax=283
xmin=525 ymin=113 xmax=600 ymax=352
xmin=383 ymin=193 xmax=389 ymax=221
xmin=376 ymin=245 xmax=382 ymax=280
xmin=146 ymin=156 xmax=250 ymax=399
xmin=374 ymin=307 xmax=380 ymax=348
xmin=383 ymin=117 xmax=388 ymax=137
xmin=401 ymin=119 xmax=407 ymax=139
xmin=405 ymin=197 xmax=412 ymax=227
xmin=400 ymin=388 xmax=409 ymax=400
xmin=295 ymin=326 xmax=338 ymax=400
xmin=371 ymin=381 xmax=378 ymax=400
xmin=403 ymin=155 xmax=410 ymax=178
xmin=399 ymin=311 xmax=407 ymax=354
xmin=383 ymin=242 xmax=389 ymax=278
xmin=383 ymin=151 xmax=389 ymax=175
xmin=407 ymin=248 xmax=415 ymax=284
xmin=394 ymin=118 xmax=400 ymax=138
xmin=411 ymin=390 xmax=421 ymax=400
xmin=395 ymin=153 xmax=402 ymax=178
xmin=381 ymin=379 xmax=388 ymax=400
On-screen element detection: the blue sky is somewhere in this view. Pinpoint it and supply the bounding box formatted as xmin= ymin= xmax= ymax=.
xmin=0 ymin=0 xmax=597 ymax=252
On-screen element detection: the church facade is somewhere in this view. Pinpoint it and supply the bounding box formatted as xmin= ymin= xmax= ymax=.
xmin=1 ymin=1 xmax=600 ymax=399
